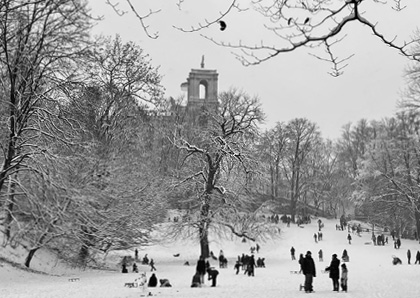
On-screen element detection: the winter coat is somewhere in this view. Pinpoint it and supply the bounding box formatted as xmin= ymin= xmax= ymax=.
xmin=148 ymin=273 xmax=158 ymax=287
xmin=302 ymin=255 xmax=316 ymax=277
xmin=196 ymin=259 xmax=206 ymax=274
xmin=298 ymin=255 xmax=305 ymax=271
xmin=341 ymin=267 xmax=348 ymax=280
xmin=326 ymin=257 xmax=340 ymax=279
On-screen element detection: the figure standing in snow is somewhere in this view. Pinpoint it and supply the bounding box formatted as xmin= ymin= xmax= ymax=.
xmin=318 ymin=249 xmax=323 ymax=262
xmin=196 ymin=256 xmax=206 ymax=283
xmin=291 ymin=246 xmax=296 ymax=260
xmin=234 ymin=260 xmax=241 ymax=274
xmin=121 ymin=263 xmax=128 ymax=273
xmin=341 ymin=263 xmax=348 ymax=292
xmin=347 ymin=233 xmax=352 ymax=244
xmin=325 ymin=254 xmax=340 ymax=291
xmin=148 ymin=273 xmax=158 ymax=287
xmin=342 ymin=249 xmax=349 ymax=262
xmin=302 ymin=251 xmax=316 ymax=293
xmin=407 ymin=249 xmax=411 ymax=264
xmin=314 ymin=233 xmax=318 ymax=243
xmin=191 ymin=271 xmax=202 ymax=287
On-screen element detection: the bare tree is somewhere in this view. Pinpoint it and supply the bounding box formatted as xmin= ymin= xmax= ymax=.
xmin=116 ymin=0 xmax=420 ymax=75
xmin=55 ymin=35 xmax=166 ymax=265
xmin=0 ymin=0 xmax=93 ymax=199
xmin=355 ymin=112 xmax=420 ymax=239
xmin=168 ymin=88 xmax=279 ymax=258
xmin=282 ymin=118 xmax=320 ymax=222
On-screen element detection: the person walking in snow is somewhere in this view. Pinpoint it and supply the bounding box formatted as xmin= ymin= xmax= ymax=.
xmin=149 ymin=258 xmax=156 ymax=271
xmin=298 ymin=253 xmax=304 ymax=273
xmin=340 ymin=263 xmax=348 ymax=292
xmin=314 ymin=233 xmax=318 ymax=243
xmin=396 ymin=238 xmax=401 ymax=249
xmin=347 ymin=233 xmax=352 ymax=244
xmin=246 ymin=255 xmax=256 ymax=276
xmin=148 ymin=273 xmax=158 ymax=287
xmin=291 ymin=246 xmax=296 ymax=260
xmin=325 ymin=254 xmax=340 ymax=291
xmin=415 ymin=251 xmax=420 ymax=264
xmin=302 ymin=251 xmax=316 ymax=293
xmin=318 ymin=249 xmax=323 ymax=262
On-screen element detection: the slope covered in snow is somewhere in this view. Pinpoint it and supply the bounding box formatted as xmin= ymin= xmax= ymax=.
xmin=1 ymin=217 xmax=420 ymax=298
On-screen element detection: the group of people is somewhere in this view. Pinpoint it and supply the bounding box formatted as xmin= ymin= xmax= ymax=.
xmin=193 ymin=255 xmax=220 ymax=287
xmin=299 ymin=251 xmax=348 ymax=293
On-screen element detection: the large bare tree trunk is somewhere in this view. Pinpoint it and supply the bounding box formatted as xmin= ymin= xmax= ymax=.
xmin=199 ymin=195 xmax=210 ymax=258
xmin=199 ymin=224 xmax=210 ymax=258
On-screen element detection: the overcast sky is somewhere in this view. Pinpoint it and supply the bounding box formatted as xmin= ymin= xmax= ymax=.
xmin=88 ymin=1 xmax=420 ymax=140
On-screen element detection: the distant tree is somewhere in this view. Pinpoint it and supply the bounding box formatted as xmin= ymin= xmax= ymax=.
xmin=355 ymin=113 xmax=420 ymax=238
xmin=282 ymin=118 xmax=321 ymax=222
xmin=257 ymin=123 xmax=289 ymax=199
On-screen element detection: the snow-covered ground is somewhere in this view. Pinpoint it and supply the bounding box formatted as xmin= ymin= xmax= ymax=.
xmin=1 ymin=217 xmax=420 ymax=298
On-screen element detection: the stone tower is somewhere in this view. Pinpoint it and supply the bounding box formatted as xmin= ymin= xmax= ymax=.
xmin=184 ymin=56 xmax=219 ymax=117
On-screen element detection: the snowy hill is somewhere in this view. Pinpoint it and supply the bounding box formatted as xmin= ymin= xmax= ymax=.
xmin=1 ymin=217 xmax=420 ymax=298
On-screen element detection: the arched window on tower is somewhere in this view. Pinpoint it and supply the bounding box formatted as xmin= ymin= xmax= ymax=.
xmin=199 ymin=80 xmax=208 ymax=100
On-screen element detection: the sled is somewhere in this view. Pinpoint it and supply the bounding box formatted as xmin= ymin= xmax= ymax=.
xmin=290 ymin=270 xmax=301 ymax=274
xmin=299 ymin=284 xmax=304 ymax=291
xmin=124 ymin=282 xmax=138 ymax=288
xmin=68 ymin=278 xmax=80 ymax=282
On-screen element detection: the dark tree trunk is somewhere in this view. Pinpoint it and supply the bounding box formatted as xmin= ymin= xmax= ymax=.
xmin=25 ymin=247 xmax=39 ymax=268
xmin=199 ymin=225 xmax=210 ymax=258
xmin=199 ymin=193 xmax=211 ymax=258
xmin=415 ymin=209 xmax=420 ymax=243
xmin=78 ymin=244 xmax=90 ymax=265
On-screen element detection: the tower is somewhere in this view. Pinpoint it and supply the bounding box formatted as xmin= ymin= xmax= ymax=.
xmin=183 ymin=56 xmax=219 ymax=117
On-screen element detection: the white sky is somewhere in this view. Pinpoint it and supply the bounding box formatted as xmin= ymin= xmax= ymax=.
xmin=87 ymin=0 xmax=420 ymax=140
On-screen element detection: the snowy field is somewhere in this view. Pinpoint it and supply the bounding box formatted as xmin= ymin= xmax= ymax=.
xmin=1 ymin=217 xmax=420 ymax=298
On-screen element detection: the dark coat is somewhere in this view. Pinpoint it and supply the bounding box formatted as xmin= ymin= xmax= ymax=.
xmin=148 ymin=273 xmax=158 ymax=287
xmin=196 ymin=259 xmax=206 ymax=274
xmin=302 ymin=255 xmax=316 ymax=277
xmin=326 ymin=257 xmax=340 ymax=279
xmin=191 ymin=272 xmax=201 ymax=287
